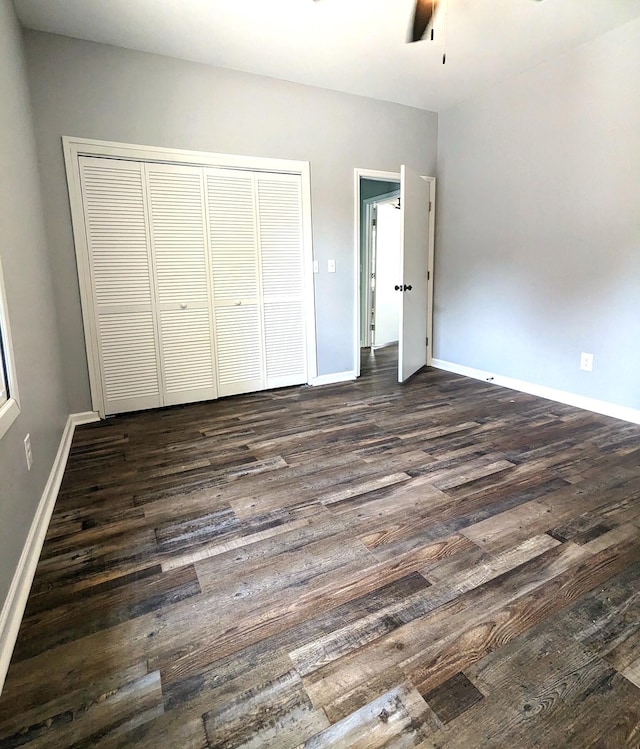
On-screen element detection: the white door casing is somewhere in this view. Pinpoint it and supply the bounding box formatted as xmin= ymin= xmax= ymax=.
xmin=398 ymin=165 xmax=431 ymax=383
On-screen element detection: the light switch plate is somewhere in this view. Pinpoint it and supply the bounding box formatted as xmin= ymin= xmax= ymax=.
xmin=328 ymin=259 xmax=336 ymax=273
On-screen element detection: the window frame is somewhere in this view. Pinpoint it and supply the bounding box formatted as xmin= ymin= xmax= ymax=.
xmin=0 ymin=256 xmax=20 ymax=440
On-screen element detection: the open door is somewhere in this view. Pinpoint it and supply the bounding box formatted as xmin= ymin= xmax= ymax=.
xmin=398 ymin=165 xmax=430 ymax=383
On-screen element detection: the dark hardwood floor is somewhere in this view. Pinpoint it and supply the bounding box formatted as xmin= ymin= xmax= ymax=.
xmin=1 ymin=346 xmax=640 ymax=748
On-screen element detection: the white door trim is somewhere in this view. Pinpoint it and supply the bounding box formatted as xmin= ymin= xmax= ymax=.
xmin=354 ymin=168 xmax=435 ymax=378
xmin=63 ymin=136 xmax=317 ymax=417
xmin=425 ymin=176 xmax=436 ymax=369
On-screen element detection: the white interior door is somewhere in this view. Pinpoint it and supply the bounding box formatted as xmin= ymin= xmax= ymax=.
xmin=398 ymin=165 xmax=430 ymax=383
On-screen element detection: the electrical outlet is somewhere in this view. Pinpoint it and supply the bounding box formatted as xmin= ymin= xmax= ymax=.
xmin=24 ymin=434 xmax=33 ymax=471
xmin=580 ymin=352 xmax=594 ymax=372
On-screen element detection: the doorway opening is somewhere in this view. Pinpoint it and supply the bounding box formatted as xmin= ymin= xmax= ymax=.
xmin=361 ymin=180 xmax=401 ymax=351
xmin=354 ymin=168 xmax=436 ymax=383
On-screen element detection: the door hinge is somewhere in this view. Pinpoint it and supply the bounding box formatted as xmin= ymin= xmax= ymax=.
xmin=371 ymin=323 xmax=375 ymax=331
xmin=429 ymin=201 xmax=432 ymax=212
xmin=372 ymin=218 xmax=377 ymax=227
xmin=427 ymin=271 xmax=430 ymax=281
xmin=426 ymin=336 xmax=429 ymax=346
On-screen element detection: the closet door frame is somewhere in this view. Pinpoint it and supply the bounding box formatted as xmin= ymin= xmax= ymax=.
xmin=64 ymin=136 xmax=317 ymax=418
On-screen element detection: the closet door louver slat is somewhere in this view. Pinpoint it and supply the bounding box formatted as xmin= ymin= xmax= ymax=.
xmin=206 ymin=169 xmax=265 ymax=397
xmin=80 ymin=157 xmax=162 ymax=415
xmin=146 ymin=164 xmax=217 ymax=406
xmin=215 ymin=306 xmax=264 ymax=388
xmin=99 ymin=312 xmax=160 ymax=410
xmin=257 ymin=173 xmax=307 ymax=388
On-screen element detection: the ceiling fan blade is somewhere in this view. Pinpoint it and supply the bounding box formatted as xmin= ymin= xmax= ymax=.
xmin=409 ymin=0 xmax=440 ymax=43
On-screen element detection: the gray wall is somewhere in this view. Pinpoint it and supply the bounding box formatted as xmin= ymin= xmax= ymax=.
xmin=24 ymin=31 xmax=438 ymax=405
xmin=0 ymin=3 xmax=67 ymax=611
xmin=435 ymin=17 xmax=640 ymax=409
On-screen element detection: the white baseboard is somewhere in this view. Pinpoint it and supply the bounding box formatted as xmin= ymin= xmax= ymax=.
xmin=309 ymin=370 xmax=357 ymax=387
xmin=431 ymin=358 xmax=640 ymax=425
xmin=0 ymin=410 xmax=99 ymax=693
xmin=71 ymin=410 xmax=101 ymax=427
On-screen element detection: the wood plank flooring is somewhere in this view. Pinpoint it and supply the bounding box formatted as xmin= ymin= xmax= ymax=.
xmin=2 ymin=346 xmax=640 ymax=747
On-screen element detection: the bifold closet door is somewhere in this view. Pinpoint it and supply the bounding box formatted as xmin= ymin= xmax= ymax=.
xmin=145 ymin=163 xmax=217 ymax=406
xmin=205 ymin=169 xmax=265 ymax=397
xmin=205 ymin=169 xmax=307 ymax=397
xmin=79 ymin=156 xmax=162 ymax=415
xmin=256 ymin=173 xmax=307 ymax=389
xmin=80 ymin=157 xmax=308 ymax=414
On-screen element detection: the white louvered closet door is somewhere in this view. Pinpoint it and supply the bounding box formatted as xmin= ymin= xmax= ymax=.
xmin=145 ymin=164 xmax=217 ymax=406
xmin=79 ymin=157 xmax=162 ymax=415
xmin=256 ymin=173 xmax=307 ymax=388
xmin=205 ymin=169 xmax=265 ymax=397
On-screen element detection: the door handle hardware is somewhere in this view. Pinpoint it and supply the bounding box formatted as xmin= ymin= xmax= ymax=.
xmin=403 ymin=284 xmax=412 ymax=292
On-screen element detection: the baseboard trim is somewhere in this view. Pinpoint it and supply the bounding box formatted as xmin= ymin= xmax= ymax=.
xmin=309 ymin=370 xmax=357 ymax=387
xmin=0 ymin=411 xmax=98 ymax=693
xmin=431 ymin=359 xmax=640 ymax=425
xmin=71 ymin=410 xmax=101 ymax=427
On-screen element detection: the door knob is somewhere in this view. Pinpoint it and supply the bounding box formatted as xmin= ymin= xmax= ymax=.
xmin=180 ymin=303 xmax=188 ymax=309
xmin=394 ymin=285 xmax=401 ymax=291
xmin=403 ymin=284 xmax=412 ymax=292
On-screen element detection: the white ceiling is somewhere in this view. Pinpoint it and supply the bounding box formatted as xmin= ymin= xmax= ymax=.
xmin=13 ymin=0 xmax=640 ymax=111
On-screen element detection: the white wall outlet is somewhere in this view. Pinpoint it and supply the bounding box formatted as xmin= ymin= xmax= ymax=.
xmin=24 ymin=434 xmax=33 ymax=471
xmin=313 ymin=260 xmax=319 ymax=274
xmin=580 ymin=352 xmax=594 ymax=372
xmin=328 ymin=259 xmax=336 ymax=273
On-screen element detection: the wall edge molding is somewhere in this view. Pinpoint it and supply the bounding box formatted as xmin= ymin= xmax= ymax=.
xmin=431 ymin=359 xmax=640 ymax=425
xmin=0 ymin=411 xmax=95 ymax=693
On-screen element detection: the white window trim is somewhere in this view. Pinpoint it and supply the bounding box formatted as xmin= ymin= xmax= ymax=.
xmin=63 ymin=136 xmax=318 ymax=418
xmin=0 ymin=256 xmax=20 ymax=440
